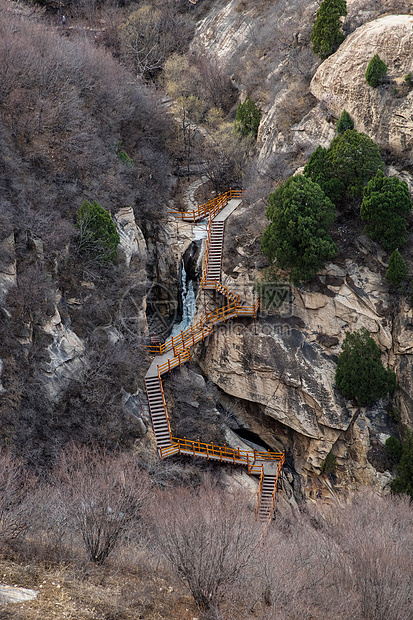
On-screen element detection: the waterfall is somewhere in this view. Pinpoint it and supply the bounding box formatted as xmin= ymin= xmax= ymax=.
xmin=170 ymin=221 xmax=207 ymax=337
xmin=171 ymin=259 xmax=197 ymax=337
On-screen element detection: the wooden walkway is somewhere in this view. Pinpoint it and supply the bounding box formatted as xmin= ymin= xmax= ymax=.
xmin=145 ymin=190 xmax=284 ymax=524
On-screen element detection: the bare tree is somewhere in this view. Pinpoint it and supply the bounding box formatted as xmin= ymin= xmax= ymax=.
xmin=119 ymin=2 xmax=193 ymax=79
xmin=147 ymin=477 xmax=261 ymax=614
xmin=55 ymin=444 xmax=150 ymax=565
xmin=215 ymin=491 xmax=413 ymax=620
xmin=0 ymin=450 xmax=35 ymax=545
xmin=201 ymin=122 xmax=251 ymax=193
xmin=313 ymin=490 xmax=413 ymax=620
xmin=6 ymin=263 xmax=56 ymax=325
xmin=193 ymin=54 xmax=236 ymax=112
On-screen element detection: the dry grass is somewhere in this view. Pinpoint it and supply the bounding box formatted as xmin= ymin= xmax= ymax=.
xmin=0 ymin=555 xmax=197 ymax=620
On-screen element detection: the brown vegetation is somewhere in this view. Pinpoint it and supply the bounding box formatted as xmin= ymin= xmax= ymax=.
xmin=0 ymin=1 xmax=175 ymax=463
xmin=0 ymin=449 xmax=412 ymax=619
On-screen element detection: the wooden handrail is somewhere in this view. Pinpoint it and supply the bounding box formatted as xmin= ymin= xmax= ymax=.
xmin=149 ymin=294 xmax=257 ymax=363
xmin=169 ymin=189 xmax=244 ymax=222
xmin=254 ymin=465 xmax=265 ymax=519
xmin=148 ymin=185 xmax=285 ymax=529
xmin=159 ymin=437 xmax=285 ymax=467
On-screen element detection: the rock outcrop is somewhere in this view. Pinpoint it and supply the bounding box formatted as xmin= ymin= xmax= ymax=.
xmin=41 ymin=307 xmax=86 ymax=400
xmin=309 ymin=15 xmax=413 ymax=157
xmin=114 ymin=206 xmax=147 ymax=269
xmin=0 ymin=234 xmax=16 ymax=308
xmin=193 ymin=197 xmax=405 ymax=498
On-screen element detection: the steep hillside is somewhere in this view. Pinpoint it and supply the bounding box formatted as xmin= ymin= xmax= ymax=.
xmin=0 ymin=0 xmax=412 ymax=496
xmin=0 ymin=2 xmax=178 ymax=466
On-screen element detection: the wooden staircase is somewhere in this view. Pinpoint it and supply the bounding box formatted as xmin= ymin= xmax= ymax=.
xmin=256 ymin=474 xmax=278 ymax=522
xmin=146 ymin=189 xmax=284 ymax=526
xmin=255 ymin=458 xmax=284 ymax=522
xmin=144 ymin=375 xmax=172 ymax=450
xmin=169 ymin=188 xmax=243 ymax=222
xmin=204 ymin=219 xmax=224 ymax=285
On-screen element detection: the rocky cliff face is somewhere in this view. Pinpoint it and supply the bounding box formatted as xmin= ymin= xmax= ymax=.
xmin=189 ymin=197 xmax=406 ymax=499
xmin=184 ymin=6 xmax=413 ymax=500
xmin=310 ymin=15 xmax=413 ymax=159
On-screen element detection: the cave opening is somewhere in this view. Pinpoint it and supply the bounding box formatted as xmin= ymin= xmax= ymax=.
xmin=232 ymin=428 xmax=274 ymax=452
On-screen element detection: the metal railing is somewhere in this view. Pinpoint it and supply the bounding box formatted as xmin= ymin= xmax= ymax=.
xmin=149 ymin=298 xmax=259 ymax=363
xmin=146 ymin=376 xmax=173 ymax=442
xmin=169 ymin=188 xmax=244 ymax=222
xmin=255 ymin=454 xmax=285 ymax=522
xmin=159 ymin=436 xmax=284 ymax=469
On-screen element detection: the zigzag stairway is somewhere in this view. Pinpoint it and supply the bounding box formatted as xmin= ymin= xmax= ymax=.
xmin=145 ymin=189 xmax=284 ymax=525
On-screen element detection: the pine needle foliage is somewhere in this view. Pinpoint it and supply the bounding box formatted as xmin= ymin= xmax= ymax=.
xmin=311 ymin=0 xmax=347 ymax=60
xmin=76 ymin=200 xmax=120 ymax=265
xmin=335 ymin=327 xmax=396 ymax=406
xmin=365 ymin=54 xmax=387 ymax=88
xmin=304 ymin=130 xmax=384 ymax=204
xmin=261 ymin=174 xmax=336 ymax=284
xmin=361 ymin=170 xmax=411 ymax=252
xmin=391 ymin=429 xmax=413 ymax=499
xmin=386 ymin=249 xmax=407 ymax=286
xmin=336 ymin=109 xmax=354 ymax=134
xmin=235 ymin=96 xmax=261 ymax=139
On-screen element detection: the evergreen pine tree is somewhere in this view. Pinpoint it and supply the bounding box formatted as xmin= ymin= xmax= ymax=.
xmin=234 ymin=96 xmax=261 ymax=139
xmin=361 ymin=170 xmax=411 ymax=251
xmin=391 ymin=429 xmax=413 ymax=499
xmin=336 ymin=109 xmax=354 ymax=134
xmin=335 ymin=327 xmax=396 ymax=406
xmin=386 ymin=249 xmax=407 ymax=286
xmin=261 ymin=174 xmax=336 ymax=284
xmin=365 ymin=54 xmax=387 ymax=87
xmin=76 ymin=200 xmax=120 ymax=264
xmin=304 ymin=130 xmax=384 ymax=204
xmin=311 ymin=0 xmax=347 ymax=60
xmin=385 ymin=436 xmax=403 ymax=463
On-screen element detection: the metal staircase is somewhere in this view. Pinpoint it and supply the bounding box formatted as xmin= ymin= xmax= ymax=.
xmin=144 ymin=375 xmax=172 ymax=450
xmin=204 ymin=219 xmax=224 ymax=286
xmin=145 ymin=189 xmax=284 ymax=526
